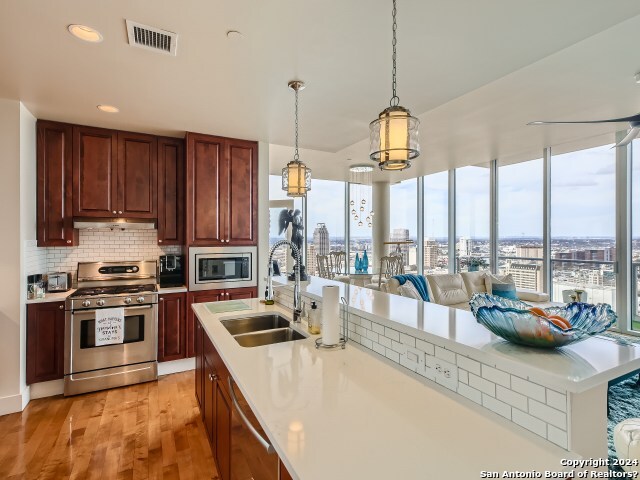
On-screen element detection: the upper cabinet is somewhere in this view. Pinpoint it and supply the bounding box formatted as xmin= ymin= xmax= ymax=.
xmin=73 ymin=125 xmax=119 ymax=217
xmin=117 ymin=132 xmax=157 ymax=218
xmin=73 ymin=127 xmax=157 ymax=219
xmin=157 ymin=137 xmax=185 ymax=245
xmin=186 ymin=133 xmax=258 ymax=246
xmin=37 ymin=120 xmax=78 ymax=246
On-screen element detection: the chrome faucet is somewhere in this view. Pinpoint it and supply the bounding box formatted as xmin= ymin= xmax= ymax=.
xmin=266 ymin=240 xmax=303 ymax=323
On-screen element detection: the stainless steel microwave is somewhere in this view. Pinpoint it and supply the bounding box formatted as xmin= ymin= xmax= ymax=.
xmin=189 ymin=246 xmax=257 ymax=291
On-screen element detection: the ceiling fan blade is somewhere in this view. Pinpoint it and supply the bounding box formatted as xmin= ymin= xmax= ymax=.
xmin=528 ymin=113 xmax=640 ymax=126
xmin=613 ymin=127 xmax=640 ymax=148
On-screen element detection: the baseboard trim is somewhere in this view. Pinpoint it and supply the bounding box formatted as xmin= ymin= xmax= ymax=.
xmin=29 ymin=379 xmax=64 ymax=400
xmin=0 ymin=392 xmax=26 ymax=416
xmin=158 ymin=357 xmax=195 ymax=376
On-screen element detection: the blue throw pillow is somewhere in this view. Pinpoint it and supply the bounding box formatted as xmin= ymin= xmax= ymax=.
xmin=491 ymin=282 xmax=519 ymax=301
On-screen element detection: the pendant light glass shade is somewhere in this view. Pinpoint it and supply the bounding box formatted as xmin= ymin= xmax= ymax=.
xmin=282 ymin=80 xmax=311 ymax=197
xmin=369 ymin=0 xmax=420 ymax=171
xmin=369 ymin=106 xmax=420 ymax=170
xmin=282 ymin=160 xmax=312 ymax=197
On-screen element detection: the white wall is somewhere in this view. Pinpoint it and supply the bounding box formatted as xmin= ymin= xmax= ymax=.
xmin=0 ymin=99 xmax=25 ymax=415
xmin=258 ymin=142 xmax=269 ymax=298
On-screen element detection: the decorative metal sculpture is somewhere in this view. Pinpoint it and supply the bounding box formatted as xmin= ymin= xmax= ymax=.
xmin=278 ymin=209 xmax=308 ymax=280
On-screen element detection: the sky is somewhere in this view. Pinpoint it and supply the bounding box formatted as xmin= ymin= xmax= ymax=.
xmin=269 ymin=140 xmax=637 ymax=242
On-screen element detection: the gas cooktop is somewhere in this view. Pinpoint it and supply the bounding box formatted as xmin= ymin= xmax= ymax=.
xmin=70 ymin=284 xmax=157 ymax=298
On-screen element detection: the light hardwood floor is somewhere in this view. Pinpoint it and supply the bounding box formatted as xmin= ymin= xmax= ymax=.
xmin=0 ymin=371 xmax=218 ymax=480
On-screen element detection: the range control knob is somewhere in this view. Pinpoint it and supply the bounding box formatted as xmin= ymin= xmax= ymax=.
xmin=124 ymin=297 xmax=132 ymax=305
xmin=136 ymin=296 xmax=145 ymax=304
xmin=96 ymin=299 xmax=105 ymax=307
xmin=82 ymin=300 xmax=91 ymax=308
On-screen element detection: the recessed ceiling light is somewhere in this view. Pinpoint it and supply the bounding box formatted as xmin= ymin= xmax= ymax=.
xmin=68 ymin=24 xmax=103 ymax=43
xmin=226 ymin=30 xmax=243 ymax=39
xmin=97 ymin=104 xmax=119 ymax=113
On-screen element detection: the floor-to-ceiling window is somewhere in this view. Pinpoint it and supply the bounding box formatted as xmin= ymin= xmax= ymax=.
xmin=498 ymin=158 xmax=544 ymax=290
xmin=389 ymin=179 xmax=418 ymax=273
xmin=631 ymin=140 xmax=640 ymax=329
xmin=349 ymin=183 xmax=373 ymax=269
xmin=269 ymin=175 xmax=303 ymax=274
xmin=550 ymin=144 xmax=616 ymax=309
xmin=455 ymin=164 xmax=491 ymax=272
xmin=306 ymin=179 xmax=346 ymax=275
xmin=423 ymin=171 xmax=449 ymax=274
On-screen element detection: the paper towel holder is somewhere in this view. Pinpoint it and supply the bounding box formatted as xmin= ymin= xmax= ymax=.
xmin=314 ymin=297 xmax=349 ymax=350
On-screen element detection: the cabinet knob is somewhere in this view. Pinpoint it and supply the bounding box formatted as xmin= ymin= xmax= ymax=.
xmin=66 ymin=240 xmax=71 ymax=244
xmin=118 ymin=211 xmax=123 ymax=214
xmin=112 ymin=211 xmax=117 ymax=215
xmin=59 ymin=305 xmax=64 ymax=310
xmin=159 ymin=297 xmax=164 ymax=301
xmin=158 ymin=239 xmax=163 ymax=243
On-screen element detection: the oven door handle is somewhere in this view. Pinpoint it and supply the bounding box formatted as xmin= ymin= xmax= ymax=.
xmin=72 ymin=305 xmax=154 ymax=316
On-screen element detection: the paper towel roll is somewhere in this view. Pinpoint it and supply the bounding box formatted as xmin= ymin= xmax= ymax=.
xmin=322 ymin=285 xmax=340 ymax=345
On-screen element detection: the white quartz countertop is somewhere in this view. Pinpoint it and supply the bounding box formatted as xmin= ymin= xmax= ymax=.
xmin=25 ymin=289 xmax=76 ymax=304
xmin=158 ymin=285 xmax=188 ymax=294
xmin=273 ymin=276 xmax=640 ymax=393
xmin=193 ymin=299 xmax=574 ymax=480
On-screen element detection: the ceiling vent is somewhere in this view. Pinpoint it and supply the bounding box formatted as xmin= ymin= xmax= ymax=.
xmin=125 ymin=20 xmax=178 ymax=56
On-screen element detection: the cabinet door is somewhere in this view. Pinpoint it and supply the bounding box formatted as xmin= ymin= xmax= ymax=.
xmin=26 ymin=302 xmax=65 ymax=384
xmin=117 ymin=132 xmax=157 ymax=218
xmin=73 ymin=126 xmax=118 ymax=217
xmin=157 ymin=137 xmax=184 ymax=245
xmin=195 ymin=320 xmax=204 ymax=412
xmin=37 ymin=121 xmax=77 ymax=246
xmin=186 ymin=133 xmax=226 ymax=246
xmin=225 ymin=139 xmax=258 ymax=245
xmin=226 ymin=287 xmax=258 ymax=301
xmin=204 ymin=355 xmax=216 ymax=448
xmin=187 ymin=290 xmax=225 ymax=358
xmin=158 ymin=293 xmax=186 ymax=362
xmin=215 ymin=383 xmax=232 ymax=480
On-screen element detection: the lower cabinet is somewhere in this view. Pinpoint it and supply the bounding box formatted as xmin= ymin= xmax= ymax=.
xmin=158 ymin=292 xmax=187 ymax=362
xmin=26 ymin=302 xmax=66 ymax=384
xmin=196 ymin=319 xmax=291 ymax=480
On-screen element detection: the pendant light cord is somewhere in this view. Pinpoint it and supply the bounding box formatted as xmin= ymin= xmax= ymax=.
xmin=390 ymin=0 xmax=399 ymax=107
xmin=294 ymin=87 xmax=300 ymax=161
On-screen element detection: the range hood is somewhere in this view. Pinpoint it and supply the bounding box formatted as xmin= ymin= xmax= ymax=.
xmin=74 ymin=218 xmax=157 ymax=230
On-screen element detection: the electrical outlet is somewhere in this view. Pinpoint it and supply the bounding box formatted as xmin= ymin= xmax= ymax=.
xmin=400 ymin=346 xmax=426 ymax=373
xmin=424 ymin=355 xmax=458 ymax=391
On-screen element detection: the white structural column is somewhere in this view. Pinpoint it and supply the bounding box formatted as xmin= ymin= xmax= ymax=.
xmin=372 ymin=181 xmax=391 ymax=274
xmin=615 ymin=130 xmax=632 ymax=329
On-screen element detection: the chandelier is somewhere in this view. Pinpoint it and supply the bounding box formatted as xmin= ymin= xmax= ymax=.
xmin=282 ymin=80 xmax=312 ymax=197
xmin=349 ymin=164 xmax=374 ymax=227
xmin=369 ymin=0 xmax=420 ymax=171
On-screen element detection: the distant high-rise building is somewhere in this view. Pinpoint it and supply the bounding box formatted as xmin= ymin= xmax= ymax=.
xmin=307 ymin=244 xmax=317 ymax=276
xmin=505 ymin=262 xmax=543 ymax=291
xmin=457 ymin=237 xmax=472 ymax=257
xmin=424 ymin=239 xmax=439 ymax=269
xmin=516 ymin=245 xmax=543 ymax=259
xmin=390 ymin=228 xmax=410 ymax=266
xmin=313 ymin=223 xmax=330 ymax=256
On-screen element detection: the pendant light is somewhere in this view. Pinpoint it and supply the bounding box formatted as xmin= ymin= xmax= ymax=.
xmin=282 ymin=80 xmax=312 ymax=197
xmin=349 ymin=164 xmax=374 ymax=228
xmin=369 ymin=0 xmax=420 ymax=171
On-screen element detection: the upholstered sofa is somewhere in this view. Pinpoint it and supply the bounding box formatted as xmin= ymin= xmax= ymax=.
xmin=383 ymin=271 xmax=557 ymax=311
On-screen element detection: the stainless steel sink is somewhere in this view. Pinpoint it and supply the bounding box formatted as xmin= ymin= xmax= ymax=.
xmin=220 ymin=314 xmax=307 ymax=347
xmin=233 ymin=328 xmax=307 ymax=348
xmin=220 ymin=314 xmax=291 ymax=335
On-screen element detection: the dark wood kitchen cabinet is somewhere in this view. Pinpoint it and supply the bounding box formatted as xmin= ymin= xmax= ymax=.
xmin=187 ymin=290 xmax=225 ymax=358
xmin=73 ymin=126 xmax=157 ymax=219
xmin=26 ymin=302 xmax=65 ymax=384
xmin=186 ymin=132 xmax=258 ymax=246
xmin=117 ymin=131 xmax=157 ymax=218
xmin=37 ymin=120 xmax=78 ymax=247
xmin=157 ymin=292 xmax=187 ymax=362
xmin=196 ymin=320 xmax=287 ymax=480
xmin=157 ymin=137 xmax=185 ymax=245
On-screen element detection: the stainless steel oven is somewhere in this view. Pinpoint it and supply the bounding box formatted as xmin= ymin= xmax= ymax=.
xmin=189 ymin=246 xmax=257 ymax=291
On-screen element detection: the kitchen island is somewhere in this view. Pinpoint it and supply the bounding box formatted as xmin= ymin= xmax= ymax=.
xmin=193 ymin=297 xmax=578 ymax=480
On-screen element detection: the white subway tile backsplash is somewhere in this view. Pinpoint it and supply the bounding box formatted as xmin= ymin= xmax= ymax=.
xmin=528 ymin=399 xmax=566 ymax=430
xmin=385 ymin=349 xmax=400 ymax=363
xmin=459 ymin=369 xmax=469 ymax=385
xmin=512 ymin=409 xmax=547 ymax=438
xmin=496 ymin=385 xmax=528 ymax=411
xmin=546 ymin=389 xmax=567 ymax=413
xmin=547 ymin=425 xmax=568 ymax=449
xmin=482 ymin=394 xmax=511 ymax=419
xmin=372 ymin=323 xmax=385 ymax=335
xmin=399 ymin=332 xmax=416 ymax=348
xmin=456 ymin=355 xmax=481 ymax=376
xmin=384 ymin=327 xmax=400 ymax=342
xmin=481 ymin=365 xmax=510 ymax=388
xmin=415 ymin=339 xmax=435 ymax=356
xmin=511 ymin=376 xmax=546 ymax=403
xmin=434 ymin=346 xmax=456 ymax=364
xmin=469 ymin=373 xmax=496 ymax=397
xmin=458 ymin=383 xmax=482 ymax=404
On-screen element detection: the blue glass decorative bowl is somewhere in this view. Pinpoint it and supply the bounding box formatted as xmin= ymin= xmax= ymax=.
xmin=469 ymin=293 xmax=616 ymax=348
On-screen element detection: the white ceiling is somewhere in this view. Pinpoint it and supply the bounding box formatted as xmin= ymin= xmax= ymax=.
xmin=1 ymin=1 xmax=640 ymax=181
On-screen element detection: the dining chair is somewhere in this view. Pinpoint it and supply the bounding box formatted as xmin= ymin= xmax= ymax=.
xmin=316 ymin=255 xmax=331 ymax=279
xmin=329 ymin=251 xmax=347 ymax=277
